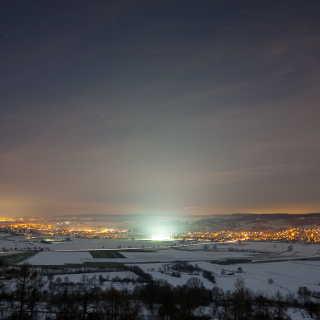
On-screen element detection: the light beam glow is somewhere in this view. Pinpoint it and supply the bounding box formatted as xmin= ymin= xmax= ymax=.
xmin=149 ymin=226 xmax=173 ymax=241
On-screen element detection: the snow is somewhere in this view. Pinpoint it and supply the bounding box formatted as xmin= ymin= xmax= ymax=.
xmin=287 ymin=308 xmax=315 ymax=320
xmin=52 ymin=271 xmax=137 ymax=282
xmin=226 ymin=241 xmax=320 ymax=258
xmin=22 ymin=248 xmax=253 ymax=265
xmin=23 ymin=251 xmax=93 ymax=265
xmin=17 ymin=239 xmax=320 ymax=271
xmin=121 ymin=249 xmax=251 ymax=262
xmin=133 ymin=263 xmax=215 ymax=289
xmin=191 ymin=261 xmax=320 ymax=297
xmin=49 ymin=271 xmax=138 ymax=292
xmin=5 ymin=237 xmax=320 ymax=301
xmin=3 ymin=235 xmax=320 ymax=262
xmin=0 ymin=237 xmax=175 ymax=251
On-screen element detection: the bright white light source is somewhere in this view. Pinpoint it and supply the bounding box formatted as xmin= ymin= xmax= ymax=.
xmin=151 ymin=234 xmax=171 ymax=241
xmin=149 ymin=227 xmax=172 ymax=241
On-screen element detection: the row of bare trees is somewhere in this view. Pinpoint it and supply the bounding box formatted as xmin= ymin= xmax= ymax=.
xmin=0 ymin=265 xmax=320 ymax=320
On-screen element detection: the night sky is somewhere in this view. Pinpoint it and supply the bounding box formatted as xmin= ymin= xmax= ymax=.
xmin=1 ymin=1 xmax=320 ymax=216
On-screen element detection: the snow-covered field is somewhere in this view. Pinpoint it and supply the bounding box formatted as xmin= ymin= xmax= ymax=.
xmin=225 ymin=241 xmax=320 ymax=258
xmin=24 ymin=252 xmax=320 ymax=297
xmin=0 ymin=237 xmax=174 ymax=251
xmin=2 ymin=233 xmax=320 ymax=259
xmin=23 ymin=248 xmax=252 ymax=265
xmin=113 ymin=249 xmax=251 ymax=263
xmin=16 ymin=239 xmax=320 ymax=267
xmin=4 ymin=236 xmax=320 ymax=304
xmin=25 ymin=251 xmax=92 ymax=265
xmin=134 ymin=263 xmax=215 ymax=289
xmin=191 ymin=260 xmax=320 ymax=297
xmin=22 ymin=250 xmax=320 ymax=300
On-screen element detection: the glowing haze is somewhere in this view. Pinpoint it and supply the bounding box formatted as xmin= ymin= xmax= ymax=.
xmin=1 ymin=1 xmax=320 ymax=216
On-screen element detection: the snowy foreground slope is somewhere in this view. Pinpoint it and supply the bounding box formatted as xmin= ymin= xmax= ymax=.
xmin=20 ymin=240 xmax=320 ymax=299
xmin=3 ymin=239 xmax=320 ymax=319
xmin=191 ymin=261 xmax=320 ymax=297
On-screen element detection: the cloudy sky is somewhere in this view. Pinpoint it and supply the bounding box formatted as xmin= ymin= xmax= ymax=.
xmin=1 ymin=1 xmax=320 ymax=216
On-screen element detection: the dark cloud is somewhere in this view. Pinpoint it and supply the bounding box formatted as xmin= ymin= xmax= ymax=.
xmin=0 ymin=1 xmax=320 ymax=216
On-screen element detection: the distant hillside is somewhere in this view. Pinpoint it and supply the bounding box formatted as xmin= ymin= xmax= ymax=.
xmin=191 ymin=213 xmax=320 ymax=232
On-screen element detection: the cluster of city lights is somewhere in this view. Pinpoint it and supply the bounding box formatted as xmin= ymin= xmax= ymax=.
xmin=1 ymin=217 xmax=320 ymax=243
xmin=0 ymin=220 xmax=128 ymax=239
xmin=179 ymin=227 xmax=320 ymax=243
